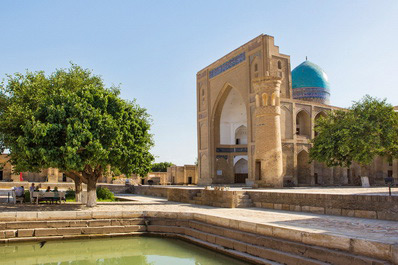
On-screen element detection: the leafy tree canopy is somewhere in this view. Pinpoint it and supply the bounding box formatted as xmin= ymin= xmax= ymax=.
xmin=0 ymin=64 xmax=154 ymax=205
xmin=310 ymin=95 xmax=398 ymax=168
xmin=151 ymin=162 xmax=174 ymax=172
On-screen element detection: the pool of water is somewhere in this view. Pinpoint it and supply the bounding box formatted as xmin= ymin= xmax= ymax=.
xmin=1 ymin=236 xmax=250 ymax=264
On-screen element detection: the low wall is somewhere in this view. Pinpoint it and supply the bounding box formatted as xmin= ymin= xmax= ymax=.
xmin=132 ymin=186 xmax=169 ymax=198
xmin=134 ymin=186 xmax=246 ymax=208
xmin=166 ymin=188 xmax=200 ymax=203
xmin=0 ymin=211 xmax=394 ymax=264
xmin=97 ymin=184 xmax=130 ymax=194
xmin=248 ymin=191 xmax=398 ymax=221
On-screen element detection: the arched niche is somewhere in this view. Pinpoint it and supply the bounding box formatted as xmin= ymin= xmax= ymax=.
xmin=235 ymin=125 xmax=247 ymax=145
xmin=200 ymin=154 xmax=208 ymax=179
xmin=296 ymin=110 xmax=311 ymax=138
xmin=200 ymin=123 xmax=208 ymax=150
xmin=217 ymin=86 xmax=247 ymax=145
xmin=297 ymin=150 xmax=310 ymax=185
xmin=314 ymin=111 xmax=327 ymax=137
xmin=281 ymin=106 xmax=293 ymax=139
xmin=262 ymin=93 xmax=268 ymax=106
xmin=234 ymin=157 xmax=248 ymax=183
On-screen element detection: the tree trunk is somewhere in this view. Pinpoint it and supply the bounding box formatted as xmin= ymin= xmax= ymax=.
xmin=74 ymin=177 xmax=82 ymax=203
xmin=86 ymin=175 xmax=98 ymax=207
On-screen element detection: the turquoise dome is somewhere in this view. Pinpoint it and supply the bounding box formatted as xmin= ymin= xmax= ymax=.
xmin=291 ymin=61 xmax=330 ymax=104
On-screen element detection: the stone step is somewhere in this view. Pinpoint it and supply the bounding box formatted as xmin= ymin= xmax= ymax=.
xmin=0 ymin=219 xmax=145 ymax=230
xmin=0 ymin=225 xmax=147 ymax=239
xmin=175 ymin=234 xmax=283 ymax=265
xmin=190 ymin=221 xmax=389 ymax=265
xmin=149 ymin=225 xmax=327 ymax=265
xmin=186 ymin=220 xmax=389 ymax=265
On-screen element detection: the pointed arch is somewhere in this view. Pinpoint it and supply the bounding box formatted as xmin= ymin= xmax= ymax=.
xmin=296 ymin=110 xmax=311 ymax=137
xmin=255 ymin=94 xmax=260 ymax=107
xmin=314 ymin=111 xmax=327 ymax=137
xmin=262 ymin=93 xmax=268 ymax=106
xmin=297 ymin=150 xmax=310 ymax=185
xmin=234 ymin=157 xmax=248 ymax=183
xmin=211 ymin=83 xmax=248 ymax=145
xmin=235 ymin=125 xmax=247 ymax=145
xmin=281 ymin=106 xmax=293 ymax=139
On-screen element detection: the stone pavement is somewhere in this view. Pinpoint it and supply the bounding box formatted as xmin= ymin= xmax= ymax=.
xmin=1 ymin=193 xmax=397 ymax=246
xmin=114 ymin=194 xmax=398 ymax=245
xmin=1 ymin=194 xmax=398 ymax=263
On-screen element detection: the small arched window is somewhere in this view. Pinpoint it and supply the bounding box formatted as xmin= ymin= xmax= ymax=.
xmin=278 ymin=60 xmax=282 ymax=70
xmin=254 ymin=63 xmax=258 ymax=72
xmin=262 ymin=93 xmax=268 ymax=106
xmin=255 ymin=95 xmax=260 ymax=107
xmin=235 ymin=126 xmax=247 ymax=145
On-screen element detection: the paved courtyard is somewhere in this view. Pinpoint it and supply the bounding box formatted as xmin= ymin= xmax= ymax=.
xmin=1 ymin=194 xmax=397 ymax=246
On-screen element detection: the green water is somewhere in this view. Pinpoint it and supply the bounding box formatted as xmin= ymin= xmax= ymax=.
xmin=1 ymin=237 xmax=250 ymax=265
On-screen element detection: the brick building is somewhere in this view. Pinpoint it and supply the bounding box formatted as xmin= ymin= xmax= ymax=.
xmin=197 ymin=34 xmax=396 ymax=187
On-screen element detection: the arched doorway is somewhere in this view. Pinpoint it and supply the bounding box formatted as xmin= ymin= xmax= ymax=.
xmin=297 ymin=150 xmax=310 ymax=185
xmin=296 ymin=110 xmax=311 ymax=137
xmin=234 ymin=158 xmax=248 ymax=183
xmin=234 ymin=125 xmax=247 ymax=145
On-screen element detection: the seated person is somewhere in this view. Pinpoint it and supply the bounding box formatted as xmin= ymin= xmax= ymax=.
xmin=35 ymin=184 xmax=41 ymax=191
xmin=45 ymin=186 xmax=51 ymax=192
xmin=14 ymin=186 xmax=24 ymax=197
xmin=52 ymin=187 xmax=59 ymax=192
xmin=29 ymin=183 xmax=35 ymax=194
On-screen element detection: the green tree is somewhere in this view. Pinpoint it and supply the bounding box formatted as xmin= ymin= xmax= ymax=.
xmin=0 ymin=65 xmax=154 ymax=206
xmin=310 ymin=96 xmax=398 ymax=170
xmin=151 ymin=162 xmax=174 ymax=172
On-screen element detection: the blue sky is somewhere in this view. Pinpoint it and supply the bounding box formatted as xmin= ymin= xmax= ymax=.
xmin=1 ymin=1 xmax=397 ymax=165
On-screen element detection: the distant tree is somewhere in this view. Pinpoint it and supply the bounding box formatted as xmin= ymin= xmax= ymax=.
xmin=151 ymin=162 xmax=174 ymax=172
xmin=0 ymin=64 xmax=154 ymax=206
xmin=310 ymin=96 xmax=398 ymax=170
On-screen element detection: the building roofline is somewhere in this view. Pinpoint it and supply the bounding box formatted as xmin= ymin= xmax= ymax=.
xmin=197 ymin=34 xmax=265 ymax=74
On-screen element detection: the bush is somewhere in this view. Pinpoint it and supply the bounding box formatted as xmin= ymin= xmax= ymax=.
xmin=65 ymin=188 xmax=75 ymax=200
xmin=24 ymin=190 xmax=30 ymax=203
xmin=96 ymin=187 xmax=115 ymax=201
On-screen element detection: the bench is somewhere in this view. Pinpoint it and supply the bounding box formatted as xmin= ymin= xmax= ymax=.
xmin=32 ymin=191 xmax=66 ymax=204
xmin=10 ymin=190 xmax=24 ymax=204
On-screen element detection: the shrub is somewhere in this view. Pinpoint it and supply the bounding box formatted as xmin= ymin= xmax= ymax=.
xmin=96 ymin=187 xmax=115 ymax=201
xmin=65 ymin=188 xmax=76 ymax=200
xmin=24 ymin=190 xmax=30 ymax=203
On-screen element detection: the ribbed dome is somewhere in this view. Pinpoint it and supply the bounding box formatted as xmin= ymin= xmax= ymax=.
xmin=291 ymin=61 xmax=330 ymax=104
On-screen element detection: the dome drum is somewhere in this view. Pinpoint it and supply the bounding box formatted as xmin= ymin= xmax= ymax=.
xmin=291 ymin=61 xmax=330 ymax=104
xmin=292 ymin=87 xmax=330 ymax=104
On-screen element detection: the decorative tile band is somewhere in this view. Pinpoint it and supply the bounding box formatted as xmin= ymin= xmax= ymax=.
xmin=293 ymin=87 xmax=330 ymax=100
xmin=216 ymin=147 xmax=248 ymax=153
xmin=209 ymin=52 xmax=246 ymax=78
